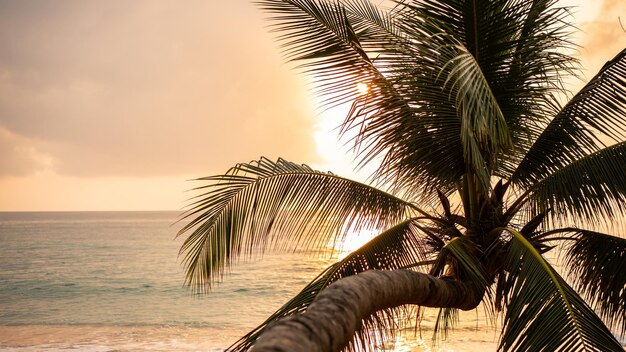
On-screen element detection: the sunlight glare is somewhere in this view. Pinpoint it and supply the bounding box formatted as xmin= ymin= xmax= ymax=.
xmin=357 ymin=82 xmax=369 ymax=95
xmin=337 ymin=228 xmax=378 ymax=255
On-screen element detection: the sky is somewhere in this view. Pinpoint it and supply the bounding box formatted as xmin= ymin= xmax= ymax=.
xmin=0 ymin=0 xmax=624 ymax=211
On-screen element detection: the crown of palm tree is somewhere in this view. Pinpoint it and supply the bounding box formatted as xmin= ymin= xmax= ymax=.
xmin=178 ymin=1 xmax=626 ymax=351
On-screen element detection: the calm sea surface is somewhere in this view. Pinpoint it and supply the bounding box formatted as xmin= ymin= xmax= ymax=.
xmin=0 ymin=211 xmax=618 ymax=351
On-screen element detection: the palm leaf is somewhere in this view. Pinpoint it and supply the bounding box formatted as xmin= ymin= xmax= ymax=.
xmin=512 ymin=48 xmax=626 ymax=189
xmin=226 ymin=217 xmax=438 ymax=352
xmin=399 ymin=0 xmax=577 ymax=181
xmin=495 ymin=0 xmax=579 ymax=177
xmin=350 ymin=0 xmax=575 ymax=197
xmin=256 ymin=0 xmax=372 ymax=107
xmin=432 ymin=236 xmax=490 ymax=341
xmin=177 ymin=157 xmax=419 ymax=291
xmin=256 ymin=1 xmax=578 ymax=200
xmin=433 ymin=307 xmax=459 ymax=342
xmin=346 ymin=4 xmax=508 ymax=197
xmin=440 ymin=42 xmax=512 ymax=192
xmin=257 ymin=0 xmax=471 ymax=200
xmin=523 ymin=141 xmax=626 ymax=224
xmin=498 ymin=229 xmax=623 ymax=351
xmin=559 ymin=229 xmax=626 ymax=334
xmin=441 ymin=236 xmax=489 ymax=287
xmin=341 ymin=1 xmax=468 ymax=199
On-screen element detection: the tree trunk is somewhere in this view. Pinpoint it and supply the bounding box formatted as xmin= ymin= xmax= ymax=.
xmin=250 ymin=269 xmax=483 ymax=352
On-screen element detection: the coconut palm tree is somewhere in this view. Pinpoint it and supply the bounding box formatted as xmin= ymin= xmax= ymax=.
xmin=177 ymin=0 xmax=626 ymax=351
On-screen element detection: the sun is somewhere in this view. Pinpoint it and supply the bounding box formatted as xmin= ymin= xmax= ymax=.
xmin=337 ymin=229 xmax=378 ymax=255
xmin=356 ymin=82 xmax=369 ymax=95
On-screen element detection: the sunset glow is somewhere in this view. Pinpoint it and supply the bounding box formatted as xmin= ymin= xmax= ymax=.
xmin=2 ymin=2 xmax=626 ymax=351
xmin=0 ymin=0 xmax=624 ymax=211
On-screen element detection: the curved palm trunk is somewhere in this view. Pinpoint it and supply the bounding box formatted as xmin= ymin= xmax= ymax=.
xmin=251 ymin=269 xmax=483 ymax=352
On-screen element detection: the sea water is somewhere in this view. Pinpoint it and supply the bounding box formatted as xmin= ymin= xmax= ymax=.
xmin=0 ymin=211 xmax=611 ymax=351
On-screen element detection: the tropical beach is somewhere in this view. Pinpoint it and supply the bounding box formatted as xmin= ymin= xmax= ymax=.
xmin=1 ymin=0 xmax=626 ymax=351
xmin=0 ymin=211 xmax=501 ymax=351
xmin=0 ymin=211 xmax=622 ymax=350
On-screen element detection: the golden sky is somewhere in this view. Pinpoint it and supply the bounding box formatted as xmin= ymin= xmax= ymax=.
xmin=0 ymin=0 xmax=624 ymax=211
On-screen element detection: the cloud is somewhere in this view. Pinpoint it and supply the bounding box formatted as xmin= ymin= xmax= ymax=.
xmin=576 ymin=0 xmax=626 ymax=78
xmin=0 ymin=126 xmax=52 ymax=176
xmin=0 ymin=0 xmax=320 ymax=178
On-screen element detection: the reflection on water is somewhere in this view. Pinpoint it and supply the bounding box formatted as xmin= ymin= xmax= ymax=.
xmin=0 ymin=324 xmax=499 ymax=352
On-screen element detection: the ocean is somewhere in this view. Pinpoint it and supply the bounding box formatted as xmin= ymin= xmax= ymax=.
xmin=0 ymin=211 xmax=617 ymax=351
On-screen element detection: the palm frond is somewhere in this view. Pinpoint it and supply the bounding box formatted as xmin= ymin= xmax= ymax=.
xmin=494 ymin=0 xmax=579 ymax=177
xmin=226 ymin=217 xmax=438 ymax=352
xmin=442 ymin=236 xmax=489 ymax=287
xmin=256 ymin=0 xmax=372 ymax=107
xmin=256 ymin=0 xmax=466 ymax=200
xmin=342 ymin=2 xmax=467 ymax=199
xmin=399 ymin=0 xmax=578 ymax=180
xmin=559 ymin=229 xmax=626 ymax=334
xmin=433 ymin=307 xmax=459 ymax=342
xmin=177 ymin=157 xmax=418 ymax=291
xmin=512 ymin=48 xmax=626 ymax=188
xmin=524 ymin=141 xmax=626 ymax=224
xmin=363 ymin=0 xmax=576 ymax=195
xmin=430 ymin=236 xmax=490 ymax=341
xmin=349 ymin=12 xmax=506 ymax=197
xmin=343 ymin=11 xmax=468 ymax=198
xmin=441 ymin=43 xmax=512 ymax=192
xmin=498 ymin=229 xmax=623 ymax=351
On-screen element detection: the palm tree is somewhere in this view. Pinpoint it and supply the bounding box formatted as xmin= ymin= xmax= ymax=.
xmin=178 ymin=0 xmax=626 ymax=351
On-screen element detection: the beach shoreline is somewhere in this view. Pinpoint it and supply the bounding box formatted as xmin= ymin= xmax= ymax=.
xmin=0 ymin=325 xmax=229 ymax=351
xmin=0 ymin=323 xmax=501 ymax=352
